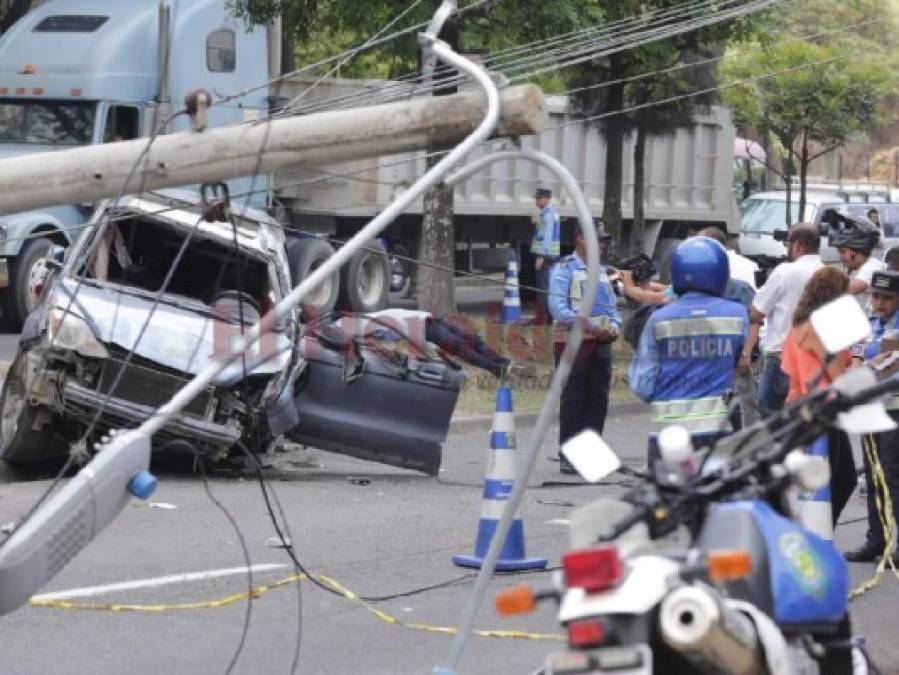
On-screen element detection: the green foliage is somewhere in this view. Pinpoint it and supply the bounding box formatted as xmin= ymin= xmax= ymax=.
xmin=722 ymin=0 xmax=897 ymax=217
xmin=227 ymin=1 xmax=597 ymax=80
xmin=724 ymin=0 xmax=899 ymax=152
xmin=725 ymin=40 xmax=889 ymax=148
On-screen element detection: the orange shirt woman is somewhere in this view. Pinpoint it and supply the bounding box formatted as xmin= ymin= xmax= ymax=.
xmin=779 ymin=267 xmax=852 ymax=400
xmin=781 ymin=322 xmax=853 ymax=401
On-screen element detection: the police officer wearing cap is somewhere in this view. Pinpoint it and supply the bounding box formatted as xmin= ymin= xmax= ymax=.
xmin=830 ymin=213 xmax=883 ymax=312
xmin=532 ymin=187 xmax=561 ymax=323
xmin=846 ymin=269 xmax=899 ymax=563
xmin=629 ymin=237 xmax=748 ymax=467
xmin=548 ymin=221 xmax=620 ymax=474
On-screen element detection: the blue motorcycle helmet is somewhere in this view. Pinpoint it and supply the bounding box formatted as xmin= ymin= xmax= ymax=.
xmin=671 ymin=236 xmax=729 ymax=297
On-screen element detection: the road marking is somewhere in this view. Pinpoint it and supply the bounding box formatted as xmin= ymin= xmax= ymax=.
xmin=31 ymin=563 xmax=289 ymax=602
xmin=546 ymin=518 xmax=570 ymax=526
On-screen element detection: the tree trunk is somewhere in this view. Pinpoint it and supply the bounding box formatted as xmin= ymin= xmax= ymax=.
xmin=630 ymin=125 xmax=647 ymax=255
xmin=417 ymin=158 xmax=457 ymax=318
xmin=798 ymin=132 xmax=808 ymax=222
xmin=602 ymin=62 xmax=626 ymax=253
xmin=281 ymin=30 xmax=296 ymax=74
xmin=783 ymin=147 xmax=793 ymax=226
xmin=416 ymin=18 xmax=459 ymax=318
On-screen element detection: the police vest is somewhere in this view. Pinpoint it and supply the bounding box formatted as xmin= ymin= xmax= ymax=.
xmin=647 ymin=294 xmax=746 ymax=437
xmin=552 ymin=259 xmax=618 ymax=342
xmin=530 ymin=207 xmax=561 ymax=257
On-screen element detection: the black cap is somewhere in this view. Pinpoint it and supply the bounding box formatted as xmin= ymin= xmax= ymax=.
xmin=871 ymin=270 xmax=899 ymax=296
xmin=535 ymin=187 xmax=552 ymax=199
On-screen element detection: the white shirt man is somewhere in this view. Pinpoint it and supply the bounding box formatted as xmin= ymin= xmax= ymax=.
xmin=753 ymin=254 xmax=823 ymax=353
xmin=738 ymin=224 xmax=823 ymax=417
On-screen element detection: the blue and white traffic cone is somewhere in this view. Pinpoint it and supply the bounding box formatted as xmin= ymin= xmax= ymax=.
xmin=500 ymin=252 xmax=523 ymax=324
xmin=453 ymin=385 xmax=547 ymax=571
xmin=798 ymin=435 xmax=833 ymax=540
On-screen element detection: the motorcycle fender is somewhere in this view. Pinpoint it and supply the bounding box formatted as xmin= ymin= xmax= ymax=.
xmin=558 ymin=556 xmax=679 ymax=623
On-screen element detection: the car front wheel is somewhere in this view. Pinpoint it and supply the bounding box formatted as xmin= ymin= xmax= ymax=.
xmin=0 ymin=350 xmax=67 ymax=468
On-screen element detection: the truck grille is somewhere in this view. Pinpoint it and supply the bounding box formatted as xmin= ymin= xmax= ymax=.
xmin=97 ymin=357 xmax=213 ymax=418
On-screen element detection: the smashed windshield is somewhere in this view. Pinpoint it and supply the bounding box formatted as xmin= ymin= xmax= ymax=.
xmin=740 ymin=198 xmax=818 ymax=234
xmin=0 ymin=99 xmax=95 ymax=145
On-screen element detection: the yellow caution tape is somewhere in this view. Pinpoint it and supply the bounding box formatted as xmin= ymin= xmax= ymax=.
xmin=849 ymin=434 xmax=899 ymax=600
xmin=28 ymin=571 xmax=564 ymax=642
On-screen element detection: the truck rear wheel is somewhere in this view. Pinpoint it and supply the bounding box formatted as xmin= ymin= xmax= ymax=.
xmin=339 ymin=241 xmax=390 ymax=313
xmin=2 ymin=237 xmax=55 ymax=331
xmin=286 ymin=237 xmax=340 ymax=321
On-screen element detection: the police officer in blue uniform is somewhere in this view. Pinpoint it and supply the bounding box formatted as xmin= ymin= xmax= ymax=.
xmin=629 ymin=237 xmax=748 ymax=467
xmin=532 ymin=187 xmax=561 ymax=324
xmin=846 ymin=270 xmax=899 ymax=563
xmin=548 ymin=221 xmax=620 ymax=474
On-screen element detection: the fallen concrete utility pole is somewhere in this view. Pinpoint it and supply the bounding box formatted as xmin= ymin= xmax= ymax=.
xmin=0 ymin=84 xmax=544 ymax=214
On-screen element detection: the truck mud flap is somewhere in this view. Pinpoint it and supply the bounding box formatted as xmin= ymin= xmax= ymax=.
xmin=288 ymin=335 xmax=463 ymax=475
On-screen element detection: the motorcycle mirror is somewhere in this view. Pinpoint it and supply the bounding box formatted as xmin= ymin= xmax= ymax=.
xmin=830 ymin=366 xmax=898 ymax=433
xmin=810 ymin=295 xmax=871 ymax=355
xmin=561 ymin=430 xmax=621 ymax=483
xmin=838 ymin=402 xmax=897 ymax=434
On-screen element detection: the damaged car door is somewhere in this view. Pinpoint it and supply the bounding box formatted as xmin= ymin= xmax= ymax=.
xmin=288 ymin=315 xmax=465 ymax=476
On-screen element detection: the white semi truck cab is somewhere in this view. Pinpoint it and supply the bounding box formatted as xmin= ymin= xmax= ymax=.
xmin=0 ymin=0 xmax=395 ymax=327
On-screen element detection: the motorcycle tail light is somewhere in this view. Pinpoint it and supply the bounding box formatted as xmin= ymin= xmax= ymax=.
xmin=562 ymin=546 xmax=623 ymax=593
xmin=495 ymin=584 xmax=536 ymax=616
xmin=567 ymin=619 xmax=605 ymax=647
xmin=708 ymin=549 xmax=752 ymax=582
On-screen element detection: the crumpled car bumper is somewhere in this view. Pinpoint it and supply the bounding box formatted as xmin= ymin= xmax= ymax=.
xmin=62 ymin=379 xmax=241 ymax=447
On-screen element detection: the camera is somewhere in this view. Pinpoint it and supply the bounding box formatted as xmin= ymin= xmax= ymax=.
xmin=772 ymin=229 xmax=789 ymax=242
xmin=753 ymin=254 xmax=787 ymax=287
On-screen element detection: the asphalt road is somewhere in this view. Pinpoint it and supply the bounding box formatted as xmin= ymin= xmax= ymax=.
xmin=0 ymin=402 xmax=896 ymax=674
xmin=1 ymin=293 xmax=899 ymax=674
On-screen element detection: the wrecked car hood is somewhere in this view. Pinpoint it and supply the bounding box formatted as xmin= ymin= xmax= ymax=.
xmin=55 ymin=279 xmax=292 ymax=387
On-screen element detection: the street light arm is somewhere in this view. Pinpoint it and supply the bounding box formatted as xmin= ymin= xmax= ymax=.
xmin=0 ymin=29 xmax=520 ymax=617
xmin=437 ymin=147 xmax=601 ymax=674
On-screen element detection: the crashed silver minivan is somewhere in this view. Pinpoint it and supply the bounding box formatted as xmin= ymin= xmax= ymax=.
xmin=0 ymin=191 xmax=462 ymax=475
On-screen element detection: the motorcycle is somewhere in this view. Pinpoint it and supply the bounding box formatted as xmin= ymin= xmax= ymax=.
xmin=496 ymin=296 xmax=886 ymax=675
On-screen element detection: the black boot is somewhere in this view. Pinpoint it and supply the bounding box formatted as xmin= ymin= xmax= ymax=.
xmin=559 ymin=455 xmax=577 ymax=475
xmin=844 ymin=541 xmax=884 ymax=563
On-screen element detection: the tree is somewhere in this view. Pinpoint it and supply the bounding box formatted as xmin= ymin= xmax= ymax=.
xmin=567 ymin=1 xmax=762 ymax=254
xmin=626 ymin=46 xmax=718 ymax=252
xmin=228 ymin=0 xmax=601 ymax=314
xmin=723 ymin=39 xmax=891 ymax=222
